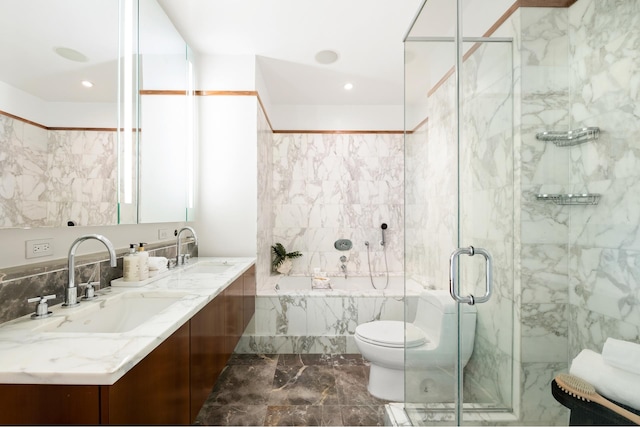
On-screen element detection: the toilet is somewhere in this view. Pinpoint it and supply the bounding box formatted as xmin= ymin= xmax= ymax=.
xmin=354 ymin=290 xmax=477 ymax=402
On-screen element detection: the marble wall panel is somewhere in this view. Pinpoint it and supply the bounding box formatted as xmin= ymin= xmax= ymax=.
xmin=521 ymin=303 xmax=568 ymax=363
xmin=563 ymin=0 xmax=640 ymax=360
xmin=0 ymin=114 xmax=118 ymax=228
xmin=567 ymin=304 xmax=640 ymax=361
xmin=248 ymin=293 xmax=412 ymax=355
xmin=0 ymin=241 xmax=189 ymax=324
xmin=271 ymin=133 xmax=404 ymax=276
xmin=520 ymin=362 xmax=569 ymax=425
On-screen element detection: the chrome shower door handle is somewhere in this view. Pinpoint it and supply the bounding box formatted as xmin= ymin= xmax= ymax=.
xmin=449 ymin=246 xmax=493 ymax=305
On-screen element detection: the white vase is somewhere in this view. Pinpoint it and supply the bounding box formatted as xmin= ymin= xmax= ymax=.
xmin=276 ymin=258 xmax=293 ymax=275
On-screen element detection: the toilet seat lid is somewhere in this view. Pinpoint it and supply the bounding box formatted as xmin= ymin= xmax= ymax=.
xmin=356 ymin=321 xmax=427 ymax=348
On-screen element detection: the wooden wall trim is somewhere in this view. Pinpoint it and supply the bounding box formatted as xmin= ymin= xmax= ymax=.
xmin=0 ymin=109 xmax=48 ymax=130
xmin=426 ymin=1 xmax=519 ymax=99
xmin=273 ymin=129 xmax=404 ymax=135
xmin=255 ymin=93 xmax=275 ymax=132
xmin=48 ymin=127 xmax=119 ymax=132
xmin=0 ymin=110 xmax=117 ymax=132
xmin=521 ymin=0 xmax=577 ymax=7
xmin=140 ymin=90 xmax=187 ymax=95
xmin=483 ymin=1 xmax=521 ymax=37
xmin=195 ymin=90 xmax=258 ymax=97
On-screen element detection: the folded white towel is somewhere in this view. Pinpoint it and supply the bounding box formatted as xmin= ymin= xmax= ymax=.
xmin=148 ymin=257 xmax=168 ymax=271
xmin=602 ymin=338 xmax=640 ymax=375
xmin=570 ymin=349 xmax=640 ymax=410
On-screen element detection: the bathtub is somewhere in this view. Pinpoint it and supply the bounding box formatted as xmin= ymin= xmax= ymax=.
xmin=236 ymin=275 xmax=422 ymax=355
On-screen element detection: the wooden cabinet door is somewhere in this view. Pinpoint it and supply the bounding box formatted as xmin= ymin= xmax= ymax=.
xmin=242 ymin=265 xmax=256 ymax=330
xmin=189 ymin=296 xmax=226 ymax=422
xmin=102 ymin=322 xmax=190 ymax=425
xmin=0 ymin=384 xmax=100 ymax=425
xmin=225 ymin=277 xmax=244 ymax=356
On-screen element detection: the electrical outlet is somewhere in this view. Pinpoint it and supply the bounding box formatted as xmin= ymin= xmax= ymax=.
xmin=158 ymin=229 xmax=171 ymax=240
xmin=26 ymin=239 xmax=53 ymax=259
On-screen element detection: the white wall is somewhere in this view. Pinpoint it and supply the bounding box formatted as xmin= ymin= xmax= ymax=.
xmin=198 ymin=54 xmax=256 ymax=89
xmin=0 ymin=81 xmax=116 ymax=128
xmin=268 ymin=104 xmax=404 ymax=131
xmin=0 ymin=222 xmax=187 ymax=269
xmin=196 ymin=95 xmax=258 ymax=257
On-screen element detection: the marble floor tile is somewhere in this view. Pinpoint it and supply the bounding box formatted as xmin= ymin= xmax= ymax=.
xmin=195 ymin=353 xmax=385 ymax=426
xmin=196 ymin=404 xmax=268 ymax=426
xmin=341 ymin=405 xmax=387 ymax=427
xmin=270 ymin=365 xmax=340 ymax=406
xmin=208 ymin=364 xmax=277 ymax=406
xmin=264 ymin=405 xmax=343 ymax=426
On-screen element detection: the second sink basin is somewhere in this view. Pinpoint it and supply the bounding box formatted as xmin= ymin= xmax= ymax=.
xmin=36 ymin=291 xmax=191 ymax=334
xmin=183 ymin=261 xmax=236 ymax=275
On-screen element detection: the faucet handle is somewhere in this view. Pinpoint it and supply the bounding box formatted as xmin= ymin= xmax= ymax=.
xmin=27 ymin=294 xmax=56 ymax=319
xmin=83 ymin=281 xmax=100 ymax=300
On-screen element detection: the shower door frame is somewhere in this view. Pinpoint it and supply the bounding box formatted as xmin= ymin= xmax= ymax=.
xmin=403 ymin=28 xmax=517 ymax=427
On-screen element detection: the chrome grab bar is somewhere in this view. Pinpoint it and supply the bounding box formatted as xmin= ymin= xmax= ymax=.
xmin=449 ymin=246 xmax=493 ymax=305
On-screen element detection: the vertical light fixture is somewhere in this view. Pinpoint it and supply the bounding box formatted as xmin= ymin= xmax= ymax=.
xmin=186 ymin=58 xmax=194 ymax=210
xmin=122 ymin=0 xmax=133 ymax=204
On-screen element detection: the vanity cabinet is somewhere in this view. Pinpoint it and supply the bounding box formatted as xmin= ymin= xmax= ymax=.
xmin=189 ymin=291 xmax=226 ymax=421
xmin=101 ymin=322 xmax=191 ymax=425
xmin=226 ymin=275 xmax=244 ymax=355
xmin=0 ymin=264 xmax=256 ymax=426
xmin=0 ymin=384 xmax=100 ymax=424
xmin=243 ymin=265 xmax=256 ymax=330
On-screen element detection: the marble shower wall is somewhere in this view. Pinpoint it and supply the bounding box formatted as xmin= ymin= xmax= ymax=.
xmin=270 ymin=133 xmax=404 ymax=277
xmin=0 ymin=113 xmax=118 ymax=228
xmin=518 ymin=7 xmax=571 ymax=425
xmin=565 ymin=0 xmax=640 ymax=356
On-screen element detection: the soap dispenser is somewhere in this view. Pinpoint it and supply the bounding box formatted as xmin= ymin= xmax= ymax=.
xmin=123 ymin=244 xmax=140 ymax=282
xmin=137 ymin=242 xmax=150 ymax=280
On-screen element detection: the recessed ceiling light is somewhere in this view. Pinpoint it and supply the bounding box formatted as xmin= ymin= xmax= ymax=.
xmin=54 ymin=47 xmax=88 ymax=63
xmin=315 ymin=50 xmax=339 ymax=65
xmin=81 ymin=80 xmax=94 ymax=88
xmin=344 ymin=83 xmax=353 ymax=91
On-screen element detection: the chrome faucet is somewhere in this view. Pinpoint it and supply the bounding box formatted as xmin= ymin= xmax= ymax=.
xmin=340 ymin=255 xmax=348 ymax=278
xmin=64 ymin=234 xmax=117 ymax=307
xmin=176 ymin=226 xmax=198 ymax=265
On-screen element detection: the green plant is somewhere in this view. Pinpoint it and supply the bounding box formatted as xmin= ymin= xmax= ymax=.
xmin=271 ymin=242 xmax=302 ymax=269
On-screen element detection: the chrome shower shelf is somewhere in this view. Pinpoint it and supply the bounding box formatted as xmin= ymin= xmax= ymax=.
xmin=536 ymin=193 xmax=601 ymax=205
xmin=535 ymin=127 xmax=600 ymax=146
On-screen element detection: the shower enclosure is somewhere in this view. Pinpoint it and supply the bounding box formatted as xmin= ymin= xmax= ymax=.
xmin=402 ymin=0 xmax=640 ymax=425
xmin=403 ymin=0 xmax=516 ymax=424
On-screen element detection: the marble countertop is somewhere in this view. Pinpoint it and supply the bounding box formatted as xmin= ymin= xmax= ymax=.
xmin=0 ymin=257 xmax=255 ymax=386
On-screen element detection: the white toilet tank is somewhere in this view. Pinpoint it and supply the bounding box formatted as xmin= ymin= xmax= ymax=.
xmin=411 ymin=290 xmax=477 ymax=366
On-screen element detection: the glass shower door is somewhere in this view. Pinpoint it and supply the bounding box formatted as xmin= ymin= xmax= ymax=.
xmin=403 ymin=1 xmax=515 ymax=424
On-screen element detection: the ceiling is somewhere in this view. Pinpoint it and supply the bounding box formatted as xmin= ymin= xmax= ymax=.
xmin=157 ymin=0 xmax=424 ymax=107
xmin=1 ymin=0 xmax=514 ymax=112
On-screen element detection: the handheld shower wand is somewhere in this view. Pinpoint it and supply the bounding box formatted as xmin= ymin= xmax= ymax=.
xmin=366 ymin=223 xmax=390 ymax=290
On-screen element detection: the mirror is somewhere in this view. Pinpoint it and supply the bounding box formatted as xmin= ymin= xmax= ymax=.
xmin=0 ymin=0 xmax=195 ymax=229
xmin=136 ymin=0 xmax=197 ymax=223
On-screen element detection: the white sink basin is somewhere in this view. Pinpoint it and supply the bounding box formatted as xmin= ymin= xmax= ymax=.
xmin=183 ymin=261 xmax=236 ymax=275
xmin=36 ymin=291 xmax=190 ymax=334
